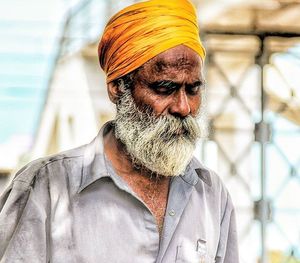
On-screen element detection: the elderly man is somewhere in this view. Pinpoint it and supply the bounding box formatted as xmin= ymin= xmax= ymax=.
xmin=0 ymin=0 xmax=239 ymax=262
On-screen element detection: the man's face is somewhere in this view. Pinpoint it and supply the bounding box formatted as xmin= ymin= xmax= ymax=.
xmin=114 ymin=45 xmax=205 ymax=177
xmin=132 ymin=45 xmax=204 ymax=119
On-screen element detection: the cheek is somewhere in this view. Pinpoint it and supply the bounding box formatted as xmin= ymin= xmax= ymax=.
xmin=150 ymin=99 xmax=171 ymax=115
xmin=189 ymin=95 xmax=202 ymax=115
xmin=141 ymin=97 xmax=171 ymax=116
xmin=141 ymin=98 xmax=173 ymax=117
xmin=132 ymin=88 xmax=169 ymax=114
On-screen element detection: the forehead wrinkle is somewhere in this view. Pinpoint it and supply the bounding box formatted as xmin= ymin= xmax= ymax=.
xmin=153 ymin=57 xmax=198 ymax=72
xmin=136 ymin=63 xmax=201 ymax=86
xmin=135 ymin=47 xmax=202 ymax=82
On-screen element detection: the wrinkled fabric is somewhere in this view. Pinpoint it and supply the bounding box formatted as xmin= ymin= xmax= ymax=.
xmin=98 ymin=0 xmax=206 ymax=83
xmin=0 ymin=122 xmax=239 ymax=263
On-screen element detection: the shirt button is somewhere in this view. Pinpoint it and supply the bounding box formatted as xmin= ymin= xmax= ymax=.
xmin=169 ymin=209 xmax=176 ymax=216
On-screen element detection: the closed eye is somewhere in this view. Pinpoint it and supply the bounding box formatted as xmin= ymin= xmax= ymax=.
xmin=148 ymin=80 xmax=205 ymax=96
xmin=186 ymin=80 xmax=205 ymax=95
xmin=149 ymin=81 xmax=181 ymax=95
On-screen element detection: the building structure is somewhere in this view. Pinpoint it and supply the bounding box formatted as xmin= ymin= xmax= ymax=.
xmin=201 ymin=1 xmax=300 ymax=262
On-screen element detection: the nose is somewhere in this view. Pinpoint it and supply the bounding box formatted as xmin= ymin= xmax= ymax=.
xmin=169 ymin=89 xmax=191 ymax=117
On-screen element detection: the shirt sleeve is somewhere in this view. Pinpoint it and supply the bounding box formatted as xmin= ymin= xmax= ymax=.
xmin=0 ymin=169 xmax=50 ymax=263
xmin=215 ymin=191 xmax=240 ymax=263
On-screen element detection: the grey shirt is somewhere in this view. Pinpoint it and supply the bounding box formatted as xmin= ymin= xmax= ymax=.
xmin=0 ymin=122 xmax=239 ymax=263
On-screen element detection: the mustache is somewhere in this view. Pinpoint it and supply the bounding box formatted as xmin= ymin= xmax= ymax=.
xmin=146 ymin=115 xmax=200 ymax=143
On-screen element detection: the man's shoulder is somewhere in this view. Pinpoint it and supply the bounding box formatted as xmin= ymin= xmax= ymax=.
xmin=12 ymin=144 xmax=87 ymax=188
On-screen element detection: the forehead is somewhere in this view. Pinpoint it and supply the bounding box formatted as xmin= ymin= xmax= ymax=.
xmin=136 ymin=45 xmax=203 ymax=81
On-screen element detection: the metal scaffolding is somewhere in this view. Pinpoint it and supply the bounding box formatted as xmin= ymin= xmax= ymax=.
xmin=202 ymin=2 xmax=300 ymax=262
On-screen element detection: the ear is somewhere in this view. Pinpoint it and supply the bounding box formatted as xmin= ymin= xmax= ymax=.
xmin=107 ymin=81 xmax=121 ymax=104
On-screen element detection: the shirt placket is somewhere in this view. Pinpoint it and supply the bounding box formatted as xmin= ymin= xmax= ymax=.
xmin=156 ymin=168 xmax=198 ymax=263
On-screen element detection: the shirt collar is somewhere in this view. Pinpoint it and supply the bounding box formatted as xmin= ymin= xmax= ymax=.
xmin=180 ymin=158 xmax=212 ymax=187
xmin=78 ymin=122 xmax=113 ymax=193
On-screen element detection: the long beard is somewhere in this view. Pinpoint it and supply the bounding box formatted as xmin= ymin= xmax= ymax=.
xmin=114 ymin=89 xmax=204 ymax=177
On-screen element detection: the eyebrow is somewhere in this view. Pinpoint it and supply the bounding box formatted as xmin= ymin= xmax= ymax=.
xmin=148 ymin=80 xmax=205 ymax=89
xmin=186 ymin=80 xmax=206 ymax=88
xmin=148 ymin=81 xmax=180 ymax=90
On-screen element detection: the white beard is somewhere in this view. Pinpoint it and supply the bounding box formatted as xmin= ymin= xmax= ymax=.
xmin=114 ymin=89 xmax=205 ymax=177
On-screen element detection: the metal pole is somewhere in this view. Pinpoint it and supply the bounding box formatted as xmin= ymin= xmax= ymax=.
xmin=257 ymin=35 xmax=268 ymax=263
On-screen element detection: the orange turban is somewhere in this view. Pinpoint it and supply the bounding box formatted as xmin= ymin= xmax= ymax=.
xmin=98 ymin=0 xmax=206 ymax=83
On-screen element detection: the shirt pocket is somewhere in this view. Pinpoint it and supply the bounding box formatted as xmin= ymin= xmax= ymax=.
xmin=175 ymin=241 xmax=215 ymax=263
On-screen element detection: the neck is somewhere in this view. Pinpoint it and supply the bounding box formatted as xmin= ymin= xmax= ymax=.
xmin=103 ymin=127 xmax=171 ymax=234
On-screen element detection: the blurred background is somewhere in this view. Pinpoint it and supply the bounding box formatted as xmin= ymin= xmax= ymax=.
xmin=0 ymin=0 xmax=299 ymax=262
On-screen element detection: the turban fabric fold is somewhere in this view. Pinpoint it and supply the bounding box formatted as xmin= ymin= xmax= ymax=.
xmin=98 ymin=0 xmax=206 ymax=83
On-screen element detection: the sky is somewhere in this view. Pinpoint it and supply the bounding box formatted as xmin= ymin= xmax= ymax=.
xmin=0 ymin=0 xmax=67 ymax=166
xmin=0 ymin=0 xmax=63 ymax=132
